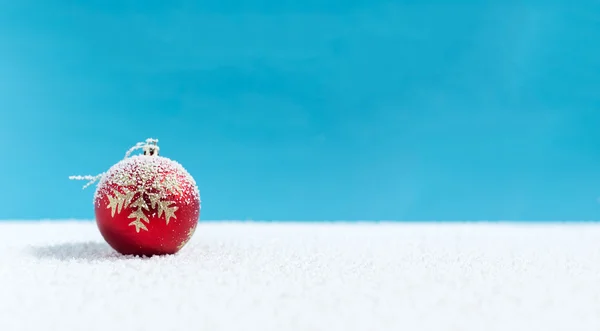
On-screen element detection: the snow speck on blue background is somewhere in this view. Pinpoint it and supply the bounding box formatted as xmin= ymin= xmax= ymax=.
xmin=1 ymin=1 xmax=599 ymax=221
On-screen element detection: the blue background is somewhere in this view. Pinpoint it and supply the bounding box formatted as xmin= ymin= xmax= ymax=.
xmin=1 ymin=1 xmax=600 ymax=221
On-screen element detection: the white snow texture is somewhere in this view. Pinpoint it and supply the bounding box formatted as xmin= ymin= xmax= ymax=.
xmin=1 ymin=221 xmax=599 ymax=331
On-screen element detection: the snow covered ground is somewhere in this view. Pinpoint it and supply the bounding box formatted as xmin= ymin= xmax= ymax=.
xmin=1 ymin=221 xmax=600 ymax=331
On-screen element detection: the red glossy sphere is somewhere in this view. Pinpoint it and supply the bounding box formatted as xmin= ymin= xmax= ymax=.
xmin=93 ymin=155 xmax=201 ymax=256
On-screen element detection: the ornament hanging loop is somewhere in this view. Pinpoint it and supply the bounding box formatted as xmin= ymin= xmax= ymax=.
xmin=124 ymin=138 xmax=160 ymax=158
xmin=70 ymin=137 xmax=161 ymax=190
xmin=143 ymin=138 xmax=159 ymax=156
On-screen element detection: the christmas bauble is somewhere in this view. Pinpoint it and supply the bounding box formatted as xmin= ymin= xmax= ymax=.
xmin=71 ymin=139 xmax=201 ymax=256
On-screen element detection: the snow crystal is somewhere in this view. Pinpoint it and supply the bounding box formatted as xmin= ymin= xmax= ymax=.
xmin=1 ymin=221 xmax=600 ymax=331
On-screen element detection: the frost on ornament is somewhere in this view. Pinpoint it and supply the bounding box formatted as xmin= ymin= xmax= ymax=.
xmin=98 ymin=155 xmax=189 ymax=232
xmin=69 ymin=138 xmax=201 ymax=256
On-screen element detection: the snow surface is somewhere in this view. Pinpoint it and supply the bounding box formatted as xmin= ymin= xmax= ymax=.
xmin=1 ymin=221 xmax=600 ymax=331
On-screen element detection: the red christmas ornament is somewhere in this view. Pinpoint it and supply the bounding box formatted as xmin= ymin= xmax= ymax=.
xmin=70 ymin=138 xmax=201 ymax=256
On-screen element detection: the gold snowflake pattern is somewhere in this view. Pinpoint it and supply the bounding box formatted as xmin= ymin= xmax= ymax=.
xmin=105 ymin=166 xmax=183 ymax=233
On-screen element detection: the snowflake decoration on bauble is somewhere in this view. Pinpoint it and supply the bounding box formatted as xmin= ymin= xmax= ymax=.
xmin=104 ymin=166 xmax=182 ymax=232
